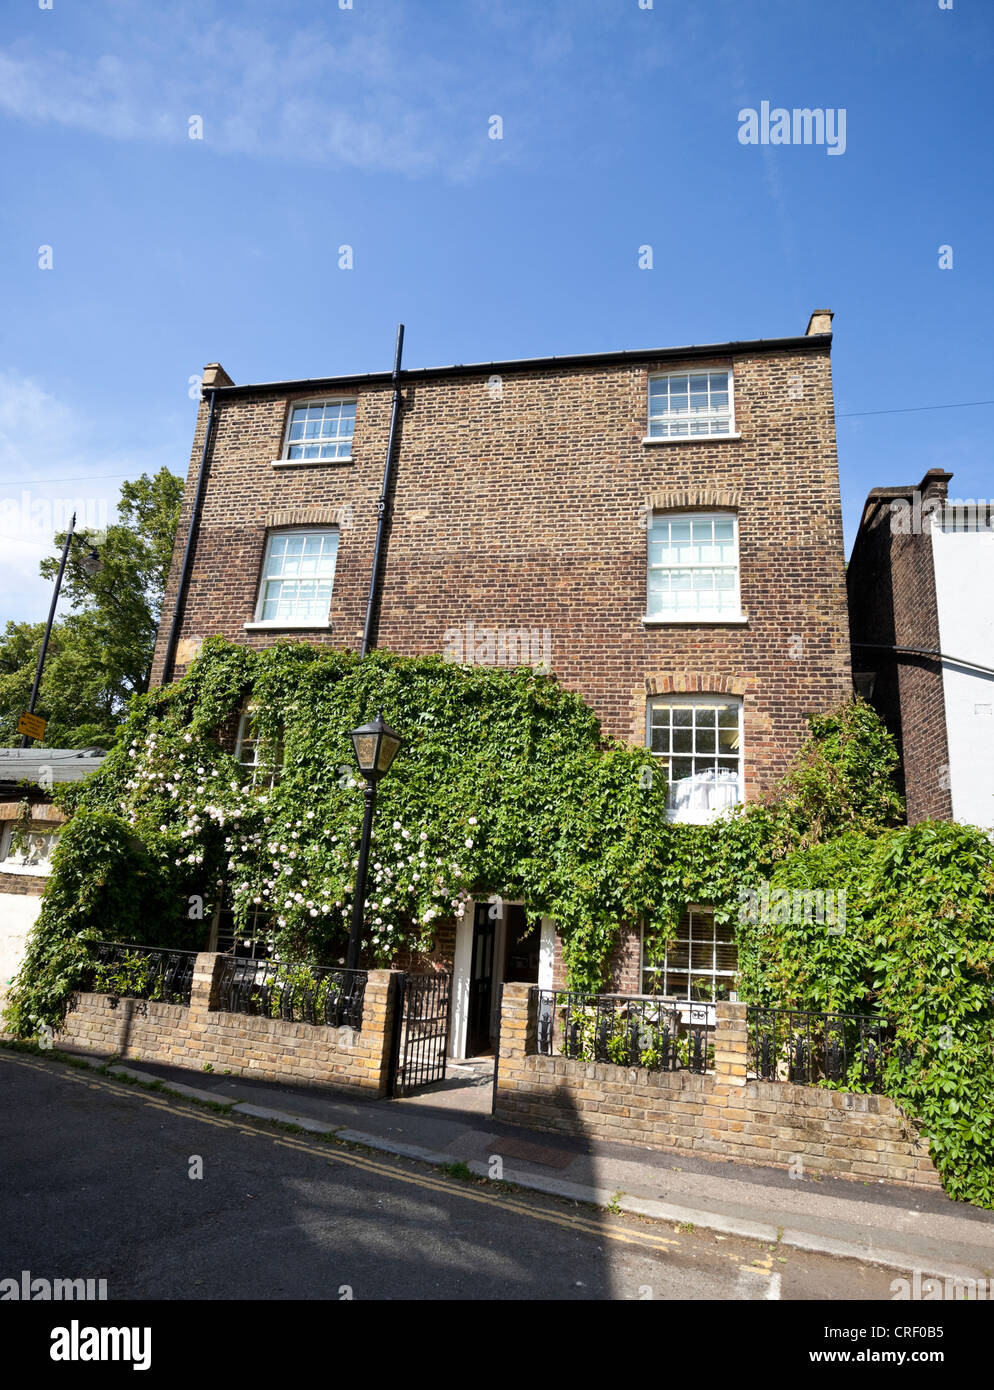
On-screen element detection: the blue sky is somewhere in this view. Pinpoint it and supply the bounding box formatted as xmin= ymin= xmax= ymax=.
xmin=1 ymin=0 xmax=991 ymax=625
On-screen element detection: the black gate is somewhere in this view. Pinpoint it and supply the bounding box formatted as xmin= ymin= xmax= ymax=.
xmin=388 ymin=972 xmax=453 ymax=1096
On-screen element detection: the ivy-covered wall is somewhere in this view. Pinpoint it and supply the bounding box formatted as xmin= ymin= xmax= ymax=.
xmin=4 ymin=637 xmax=993 ymax=1205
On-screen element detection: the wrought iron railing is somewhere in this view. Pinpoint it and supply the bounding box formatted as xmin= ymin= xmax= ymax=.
xmin=535 ymin=989 xmax=715 ymax=1074
xmin=747 ymin=1006 xmax=914 ymax=1093
xmin=215 ymin=957 xmax=367 ymax=1030
xmin=86 ymin=942 xmax=197 ymax=1007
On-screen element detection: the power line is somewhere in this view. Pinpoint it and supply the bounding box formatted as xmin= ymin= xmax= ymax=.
xmin=838 ymin=399 xmax=994 ymax=418
xmin=10 ymin=473 xmax=133 ymax=485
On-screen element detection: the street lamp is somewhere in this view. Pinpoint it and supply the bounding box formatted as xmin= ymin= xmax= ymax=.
xmin=18 ymin=512 xmax=103 ymax=749
xmin=345 ymin=710 xmax=404 ymax=973
xmin=80 ymin=545 xmax=103 ymax=578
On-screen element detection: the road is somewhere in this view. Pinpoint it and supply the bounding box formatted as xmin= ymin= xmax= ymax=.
xmin=0 ymin=1050 xmax=904 ymax=1301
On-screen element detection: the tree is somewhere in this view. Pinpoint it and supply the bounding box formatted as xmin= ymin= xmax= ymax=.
xmin=0 ymin=469 xmax=183 ymax=748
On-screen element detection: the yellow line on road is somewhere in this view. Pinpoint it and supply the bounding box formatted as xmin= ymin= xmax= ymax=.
xmin=2 ymin=1052 xmax=704 ymax=1258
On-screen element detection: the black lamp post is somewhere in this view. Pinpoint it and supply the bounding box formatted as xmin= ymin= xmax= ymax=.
xmin=19 ymin=512 xmax=103 ymax=748
xmin=345 ymin=709 xmax=404 ymax=973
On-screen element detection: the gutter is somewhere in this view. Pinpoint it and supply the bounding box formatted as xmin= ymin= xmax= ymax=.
xmin=160 ymin=389 xmax=218 ymax=685
xmin=852 ymin=642 xmax=994 ymax=679
xmin=204 ymin=332 xmax=831 ymax=402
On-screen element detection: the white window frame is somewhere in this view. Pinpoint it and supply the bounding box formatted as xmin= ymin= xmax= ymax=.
xmin=644 ymin=368 xmax=739 ymax=444
xmin=647 ymin=693 xmax=745 ymax=824
xmin=644 ymin=510 xmax=744 ymax=624
xmin=273 ymin=397 xmax=356 ymax=467
xmin=244 ymin=528 xmax=338 ymax=630
xmin=234 ymin=702 xmax=283 ymax=788
xmin=640 ymin=907 xmax=738 ymax=1006
xmin=0 ymin=821 xmax=60 ymax=876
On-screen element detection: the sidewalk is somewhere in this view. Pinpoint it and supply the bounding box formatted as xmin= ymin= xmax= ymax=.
xmin=55 ymin=1043 xmax=994 ymax=1284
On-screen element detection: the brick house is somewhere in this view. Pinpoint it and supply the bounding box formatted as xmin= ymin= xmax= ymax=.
xmin=847 ymin=468 xmax=994 ymax=829
xmin=150 ymin=311 xmax=852 ymax=1057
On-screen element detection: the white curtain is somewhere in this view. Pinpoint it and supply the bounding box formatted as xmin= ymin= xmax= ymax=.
xmin=668 ymin=769 xmax=740 ymax=817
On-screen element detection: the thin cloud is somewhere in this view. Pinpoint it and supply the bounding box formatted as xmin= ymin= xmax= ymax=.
xmin=0 ymin=17 xmax=502 ymax=178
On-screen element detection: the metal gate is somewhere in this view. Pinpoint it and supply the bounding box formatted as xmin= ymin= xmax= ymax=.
xmin=388 ymin=971 xmax=453 ymax=1096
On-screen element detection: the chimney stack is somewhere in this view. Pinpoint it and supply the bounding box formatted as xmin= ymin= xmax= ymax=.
xmin=202 ymin=362 xmax=234 ymax=390
xmin=805 ymin=309 xmax=834 ymax=336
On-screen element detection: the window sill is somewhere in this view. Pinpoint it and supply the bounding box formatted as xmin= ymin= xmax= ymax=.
xmin=0 ymin=862 xmax=51 ymax=877
xmin=243 ymin=621 xmax=332 ymax=631
xmin=665 ymin=805 xmax=744 ymax=827
xmin=642 ymin=613 xmax=748 ymax=626
xmin=271 ymin=456 xmax=353 ymax=469
xmin=642 ymin=433 xmax=741 ymax=445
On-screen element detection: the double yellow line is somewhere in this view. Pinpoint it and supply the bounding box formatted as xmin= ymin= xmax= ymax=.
xmin=2 ymin=1052 xmax=738 ymax=1260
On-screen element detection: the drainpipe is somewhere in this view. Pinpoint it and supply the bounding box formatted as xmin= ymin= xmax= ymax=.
xmin=361 ymin=324 xmax=405 ymax=658
xmin=161 ymin=386 xmax=219 ymax=685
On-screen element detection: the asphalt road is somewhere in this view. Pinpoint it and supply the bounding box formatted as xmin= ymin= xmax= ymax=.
xmin=0 ymin=1051 xmax=905 ymax=1302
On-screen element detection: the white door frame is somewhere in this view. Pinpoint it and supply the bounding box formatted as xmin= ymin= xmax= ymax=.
xmin=449 ymin=899 xmax=555 ymax=1059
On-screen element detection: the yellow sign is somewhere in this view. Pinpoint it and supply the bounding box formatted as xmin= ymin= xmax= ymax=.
xmin=17 ymin=712 xmax=47 ymax=741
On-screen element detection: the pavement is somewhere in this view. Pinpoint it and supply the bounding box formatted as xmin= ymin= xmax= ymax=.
xmin=36 ymin=1041 xmax=994 ymax=1284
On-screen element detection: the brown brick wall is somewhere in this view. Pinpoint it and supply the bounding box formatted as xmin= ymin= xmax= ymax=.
xmin=152 ymin=341 xmax=852 ymax=799
xmin=0 ymin=874 xmax=47 ymax=898
xmin=848 ymin=476 xmax=953 ymax=823
xmin=55 ymin=955 xmax=399 ymax=1096
xmin=388 ymin=920 xmax=456 ymax=974
xmin=495 ymin=987 xmax=940 ymax=1189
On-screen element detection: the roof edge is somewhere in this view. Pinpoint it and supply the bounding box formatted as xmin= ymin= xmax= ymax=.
xmin=210 ymin=332 xmax=832 ymax=399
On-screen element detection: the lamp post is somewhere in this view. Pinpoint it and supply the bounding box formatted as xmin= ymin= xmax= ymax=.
xmin=19 ymin=512 xmax=103 ymax=748
xmin=345 ymin=709 xmax=404 ymax=973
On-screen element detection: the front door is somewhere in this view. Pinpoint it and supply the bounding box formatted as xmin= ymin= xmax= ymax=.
xmin=466 ymin=903 xmax=496 ymax=1056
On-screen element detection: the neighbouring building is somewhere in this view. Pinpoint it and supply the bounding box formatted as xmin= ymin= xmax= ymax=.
xmin=0 ymin=747 xmax=106 ymax=999
xmin=848 ymin=469 xmax=994 ymax=830
xmin=150 ymin=312 xmax=852 ymax=1056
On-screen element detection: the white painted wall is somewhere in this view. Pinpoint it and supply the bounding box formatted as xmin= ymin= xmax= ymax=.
xmin=0 ymin=891 xmax=43 ymax=999
xmin=450 ymin=909 xmax=474 ymax=1060
xmin=538 ymin=918 xmax=555 ymax=991
xmin=931 ymin=523 xmax=994 ymax=830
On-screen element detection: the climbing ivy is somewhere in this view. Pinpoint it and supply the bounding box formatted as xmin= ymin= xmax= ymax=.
xmin=5 ymin=637 xmax=992 ymax=1205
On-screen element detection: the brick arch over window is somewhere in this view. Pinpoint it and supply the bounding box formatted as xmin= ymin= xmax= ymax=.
xmin=644 ymin=487 xmax=743 ymax=513
xmin=629 ymin=673 xmax=750 ymax=743
xmin=266 ymin=506 xmax=351 ymax=529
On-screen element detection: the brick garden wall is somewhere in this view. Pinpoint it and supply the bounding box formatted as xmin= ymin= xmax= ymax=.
xmin=55 ymin=954 xmax=400 ymax=1097
xmin=495 ymin=985 xmax=940 ymax=1190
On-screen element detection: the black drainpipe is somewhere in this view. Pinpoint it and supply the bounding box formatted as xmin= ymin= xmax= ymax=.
xmin=160 ymin=387 xmax=218 ymax=685
xmin=361 ymin=324 xmax=405 ymax=657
